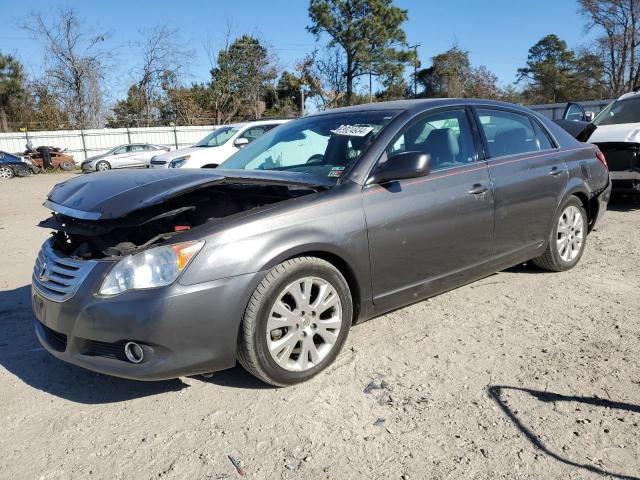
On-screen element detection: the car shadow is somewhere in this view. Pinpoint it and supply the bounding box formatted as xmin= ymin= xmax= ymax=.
xmin=192 ymin=365 xmax=274 ymax=390
xmin=607 ymin=192 xmax=640 ymax=212
xmin=0 ymin=285 xmax=187 ymax=404
xmin=488 ymin=385 xmax=640 ymax=480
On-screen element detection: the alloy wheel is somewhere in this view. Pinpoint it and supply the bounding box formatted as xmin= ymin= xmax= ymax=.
xmin=266 ymin=276 xmax=343 ymax=372
xmin=556 ymin=205 xmax=584 ymax=262
xmin=0 ymin=166 xmax=14 ymax=179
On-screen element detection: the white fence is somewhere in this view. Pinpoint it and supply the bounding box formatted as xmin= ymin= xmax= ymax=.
xmin=0 ymin=125 xmax=219 ymax=163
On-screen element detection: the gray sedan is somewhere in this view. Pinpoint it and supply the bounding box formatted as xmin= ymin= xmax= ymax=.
xmin=81 ymin=143 xmax=170 ymax=172
xmin=32 ymin=99 xmax=610 ymax=386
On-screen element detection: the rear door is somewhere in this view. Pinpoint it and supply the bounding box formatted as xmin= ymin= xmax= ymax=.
xmin=362 ymin=107 xmax=495 ymax=309
xmin=474 ymin=107 xmax=567 ymax=260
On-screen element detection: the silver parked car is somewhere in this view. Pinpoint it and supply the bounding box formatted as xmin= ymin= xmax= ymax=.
xmin=81 ymin=144 xmax=170 ymax=172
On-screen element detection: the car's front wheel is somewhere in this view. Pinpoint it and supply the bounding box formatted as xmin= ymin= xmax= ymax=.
xmin=533 ymin=195 xmax=587 ymax=272
xmin=238 ymin=257 xmax=352 ymax=386
xmin=96 ymin=160 xmax=111 ymax=172
xmin=0 ymin=166 xmax=15 ymax=179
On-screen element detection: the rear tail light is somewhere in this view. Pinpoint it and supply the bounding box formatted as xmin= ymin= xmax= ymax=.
xmin=595 ymin=150 xmax=608 ymax=169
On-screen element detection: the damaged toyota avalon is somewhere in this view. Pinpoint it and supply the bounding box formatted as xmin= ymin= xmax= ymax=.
xmin=32 ymin=99 xmax=611 ymax=386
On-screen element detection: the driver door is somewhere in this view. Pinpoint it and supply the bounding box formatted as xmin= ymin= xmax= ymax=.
xmin=362 ymin=107 xmax=495 ymax=310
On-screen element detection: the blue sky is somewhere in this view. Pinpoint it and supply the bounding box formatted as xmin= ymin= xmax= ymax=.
xmin=0 ymin=0 xmax=595 ymax=102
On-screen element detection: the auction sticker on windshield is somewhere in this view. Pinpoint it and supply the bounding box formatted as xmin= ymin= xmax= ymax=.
xmin=330 ymin=125 xmax=374 ymax=137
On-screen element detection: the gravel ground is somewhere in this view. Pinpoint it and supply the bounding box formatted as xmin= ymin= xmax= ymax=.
xmin=0 ymin=172 xmax=638 ymax=480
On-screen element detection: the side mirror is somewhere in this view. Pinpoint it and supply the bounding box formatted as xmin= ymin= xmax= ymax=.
xmin=368 ymin=151 xmax=431 ymax=185
xmin=234 ymin=137 xmax=249 ymax=148
xmin=584 ymin=111 xmax=595 ymax=122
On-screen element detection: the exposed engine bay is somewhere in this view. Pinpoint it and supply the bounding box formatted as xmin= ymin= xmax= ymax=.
xmin=39 ymin=184 xmax=313 ymax=260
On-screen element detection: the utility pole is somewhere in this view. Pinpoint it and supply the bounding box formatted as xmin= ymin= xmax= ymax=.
xmin=300 ymin=85 xmax=305 ymax=116
xmin=408 ymin=43 xmax=421 ymax=98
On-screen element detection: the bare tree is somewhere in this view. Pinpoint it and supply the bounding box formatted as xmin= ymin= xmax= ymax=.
xmin=297 ymin=47 xmax=348 ymax=110
xmin=580 ymin=0 xmax=640 ymax=94
xmin=23 ymin=8 xmax=110 ymax=128
xmin=136 ymin=25 xmax=192 ymax=126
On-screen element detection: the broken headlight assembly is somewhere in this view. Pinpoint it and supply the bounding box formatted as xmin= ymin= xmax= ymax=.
xmin=169 ymin=155 xmax=190 ymax=168
xmin=99 ymin=241 xmax=204 ymax=296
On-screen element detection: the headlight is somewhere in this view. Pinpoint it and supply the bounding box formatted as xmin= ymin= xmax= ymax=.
xmin=99 ymin=241 xmax=204 ymax=296
xmin=169 ymin=155 xmax=190 ymax=168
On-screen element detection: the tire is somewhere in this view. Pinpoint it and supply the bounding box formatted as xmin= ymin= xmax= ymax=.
xmin=533 ymin=196 xmax=587 ymax=272
xmin=0 ymin=166 xmax=15 ymax=179
xmin=95 ymin=160 xmax=111 ymax=172
xmin=59 ymin=160 xmax=75 ymax=171
xmin=237 ymin=257 xmax=353 ymax=386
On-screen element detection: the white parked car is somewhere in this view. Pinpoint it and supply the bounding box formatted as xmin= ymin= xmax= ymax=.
xmin=81 ymin=144 xmax=170 ymax=172
xmin=150 ymin=120 xmax=289 ymax=169
xmin=560 ymin=88 xmax=640 ymax=192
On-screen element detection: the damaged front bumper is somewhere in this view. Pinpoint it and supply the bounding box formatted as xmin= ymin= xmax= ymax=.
xmin=596 ymin=142 xmax=640 ymax=189
xmin=32 ymin=240 xmax=264 ymax=380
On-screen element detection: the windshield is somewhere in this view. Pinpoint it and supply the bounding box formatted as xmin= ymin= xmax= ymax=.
xmin=195 ymin=127 xmax=239 ymax=147
xmin=593 ymin=97 xmax=640 ymax=126
xmin=220 ymin=111 xmax=399 ymax=181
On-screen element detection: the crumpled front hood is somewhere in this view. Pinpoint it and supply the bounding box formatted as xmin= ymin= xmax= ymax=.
xmin=45 ymin=169 xmax=332 ymax=220
xmin=589 ymin=123 xmax=640 ymax=143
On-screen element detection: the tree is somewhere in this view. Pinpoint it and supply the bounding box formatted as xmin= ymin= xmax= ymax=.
xmin=579 ymin=0 xmax=640 ymax=95
xmin=296 ymin=48 xmax=347 ymax=109
xmin=23 ymin=8 xmax=110 ymax=128
xmin=135 ymin=26 xmax=192 ymax=126
xmin=517 ymin=34 xmax=609 ymax=103
xmin=0 ymin=53 xmax=29 ymax=131
xmin=416 ymin=46 xmax=471 ymax=97
xmin=307 ymin=0 xmax=413 ymax=105
xmin=465 ymin=66 xmax=502 ymax=100
xmin=265 ymin=71 xmax=303 ymax=116
xmin=109 ymin=85 xmax=146 ymax=127
xmin=208 ymin=34 xmax=277 ymax=122
xmin=517 ymin=34 xmax=577 ymax=103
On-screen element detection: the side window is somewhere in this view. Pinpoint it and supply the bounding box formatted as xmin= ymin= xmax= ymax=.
xmin=477 ymin=109 xmax=542 ymax=157
xmin=239 ymin=126 xmax=267 ymax=143
xmin=113 ymin=146 xmax=127 ymax=155
xmin=128 ymin=145 xmax=144 ymax=152
xmin=386 ymin=109 xmax=477 ymax=172
xmin=531 ymin=120 xmax=555 ymax=150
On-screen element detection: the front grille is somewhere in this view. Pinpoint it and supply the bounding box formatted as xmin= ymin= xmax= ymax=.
xmin=150 ymin=158 xmax=167 ymax=165
xmin=33 ymin=240 xmax=97 ymax=302
xmin=39 ymin=321 xmax=67 ymax=352
xmin=80 ymin=339 xmax=128 ymax=361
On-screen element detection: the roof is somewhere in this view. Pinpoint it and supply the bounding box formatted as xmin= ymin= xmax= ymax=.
xmin=225 ymin=119 xmax=291 ymax=128
xmin=306 ymin=98 xmax=540 ymax=117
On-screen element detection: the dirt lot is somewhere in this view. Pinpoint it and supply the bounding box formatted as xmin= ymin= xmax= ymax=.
xmin=0 ymin=172 xmax=638 ymax=480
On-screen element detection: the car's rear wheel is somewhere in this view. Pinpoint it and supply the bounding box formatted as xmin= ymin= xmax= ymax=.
xmin=96 ymin=160 xmax=111 ymax=172
xmin=0 ymin=166 xmax=15 ymax=179
xmin=533 ymin=196 xmax=587 ymax=272
xmin=237 ymin=257 xmax=352 ymax=386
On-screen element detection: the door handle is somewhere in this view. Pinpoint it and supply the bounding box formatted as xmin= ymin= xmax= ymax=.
xmin=468 ymin=183 xmax=488 ymax=195
xmin=549 ymin=166 xmax=564 ymax=176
